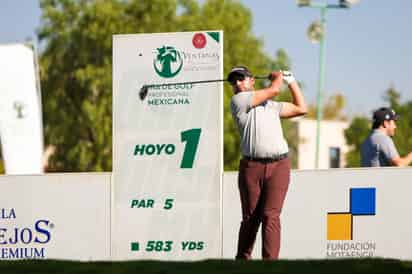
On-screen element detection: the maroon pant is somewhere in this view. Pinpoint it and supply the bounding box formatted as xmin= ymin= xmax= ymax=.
xmin=236 ymin=157 xmax=291 ymax=260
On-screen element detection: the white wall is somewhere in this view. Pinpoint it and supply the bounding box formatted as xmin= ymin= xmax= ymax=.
xmin=297 ymin=119 xmax=349 ymax=169
xmin=0 ymin=173 xmax=111 ymax=261
xmin=223 ymin=168 xmax=412 ymax=260
xmin=2 ymin=167 xmax=412 ymax=261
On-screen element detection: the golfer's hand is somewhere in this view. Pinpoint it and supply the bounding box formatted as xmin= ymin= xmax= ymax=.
xmin=281 ymin=70 xmax=296 ymax=85
xmin=269 ymin=71 xmax=283 ymax=82
xmin=251 ymin=72 xmax=282 ymax=106
xmin=267 ymin=71 xmax=282 ymax=96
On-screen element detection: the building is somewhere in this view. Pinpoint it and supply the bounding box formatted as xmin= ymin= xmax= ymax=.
xmin=296 ymin=118 xmax=349 ymax=169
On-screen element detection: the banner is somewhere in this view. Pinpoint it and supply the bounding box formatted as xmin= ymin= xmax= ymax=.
xmin=1 ymin=167 xmax=412 ymax=261
xmin=0 ymin=173 xmax=110 ymax=261
xmin=0 ymin=43 xmax=43 ymax=174
xmin=223 ymin=168 xmax=412 ymax=260
xmin=112 ymin=31 xmax=223 ymax=260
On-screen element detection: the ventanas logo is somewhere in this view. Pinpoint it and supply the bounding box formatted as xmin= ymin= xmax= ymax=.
xmin=326 ymin=187 xmax=377 ymax=258
xmin=153 ymin=46 xmax=183 ymax=78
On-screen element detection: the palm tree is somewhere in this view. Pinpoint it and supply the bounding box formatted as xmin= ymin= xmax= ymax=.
xmin=155 ymin=46 xmax=182 ymax=77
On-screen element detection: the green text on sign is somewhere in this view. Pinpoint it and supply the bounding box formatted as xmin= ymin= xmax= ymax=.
xmin=131 ymin=242 xmax=139 ymax=251
xmin=145 ymin=240 xmax=173 ymax=252
xmin=180 ymin=128 xmax=201 ymax=168
xmin=130 ymin=241 xmax=205 ymax=252
xmin=133 ymin=128 xmax=201 ymax=169
xmin=134 ymin=144 xmax=175 ymax=155
xmin=130 ymin=198 xmax=174 ymax=209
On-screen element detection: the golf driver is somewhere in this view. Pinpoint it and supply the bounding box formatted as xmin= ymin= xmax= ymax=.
xmin=138 ymin=75 xmax=272 ymax=101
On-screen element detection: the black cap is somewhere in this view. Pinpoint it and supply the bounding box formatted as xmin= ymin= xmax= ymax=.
xmin=372 ymin=107 xmax=399 ymax=124
xmin=227 ymin=66 xmax=253 ymax=84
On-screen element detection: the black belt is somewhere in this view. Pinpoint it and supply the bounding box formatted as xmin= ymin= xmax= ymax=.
xmin=243 ymin=153 xmax=288 ymax=163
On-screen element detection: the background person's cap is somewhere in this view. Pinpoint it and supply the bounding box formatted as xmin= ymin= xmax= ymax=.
xmin=372 ymin=107 xmax=399 ymax=123
xmin=227 ymin=66 xmax=253 ymax=84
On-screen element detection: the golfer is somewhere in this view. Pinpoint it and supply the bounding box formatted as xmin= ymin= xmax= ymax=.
xmin=361 ymin=107 xmax=412 ymax=167
xmin=228 ymin=66 xmax=307 ymax=260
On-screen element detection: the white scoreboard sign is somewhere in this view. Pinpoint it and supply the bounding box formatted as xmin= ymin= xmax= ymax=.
xmin=112 ymin=31 xmax=223 ymax=260
xmin=0 ymin=44 xmax=43 ymax=174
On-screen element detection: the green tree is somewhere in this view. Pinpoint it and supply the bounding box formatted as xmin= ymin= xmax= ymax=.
xmin=386 ymin=88 xmax=412 ymax=162
xmin=384 ymin=85 xmax=401 ymax=108
xmin=38 ymin=0 xmax=294 ymax=171
xmin=307 ymin=93 xmax=347 ymax=121
xmin=344 ymin=116 xmax=370 ymax=167
xmin=39 ymin=0 xmax=200 ymax=171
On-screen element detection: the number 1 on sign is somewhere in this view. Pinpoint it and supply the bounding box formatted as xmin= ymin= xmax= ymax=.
xmin=180 ymin=128 xmax=201 ymax=168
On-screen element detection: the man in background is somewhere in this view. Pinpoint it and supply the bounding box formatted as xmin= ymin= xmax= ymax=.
xmin=361 ymin=107 xmax=412 ymax=167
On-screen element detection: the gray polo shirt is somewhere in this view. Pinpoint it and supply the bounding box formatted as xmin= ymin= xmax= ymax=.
xmin=360 ymin=129 xmax=399 ymax=167
xmin=230 ymin=91 xmax=288 ymax=158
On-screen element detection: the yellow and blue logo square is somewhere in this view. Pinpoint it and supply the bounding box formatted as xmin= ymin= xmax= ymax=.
xmin=327 ymin=188 xmax=376 ymax=240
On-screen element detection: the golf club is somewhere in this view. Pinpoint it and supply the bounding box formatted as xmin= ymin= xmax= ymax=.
xmin=139 ymin=75 xmax=270 ymax=101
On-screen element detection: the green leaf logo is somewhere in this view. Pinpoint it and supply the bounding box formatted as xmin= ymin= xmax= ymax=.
xmin=153 ymin=46 xmax=183 ymax=78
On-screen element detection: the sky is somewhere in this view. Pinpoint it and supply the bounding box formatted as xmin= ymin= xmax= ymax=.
xmin=1 ymin=0 xmax=411 ymax=118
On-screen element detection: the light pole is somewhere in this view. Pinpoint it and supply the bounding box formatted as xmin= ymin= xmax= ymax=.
xmin=297 ymin=0 xmax=360 ymax=169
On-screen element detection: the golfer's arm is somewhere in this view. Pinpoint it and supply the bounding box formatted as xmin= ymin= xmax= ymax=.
xmin=280 ymin=82 xmax=307 ymax=118
xmin=392 ymin=152 xmax=412 ymax=167
xmin=251 ymin=79 xmax=282 ymax=107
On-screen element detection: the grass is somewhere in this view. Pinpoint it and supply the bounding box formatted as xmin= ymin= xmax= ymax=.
xmin=0 ymin=259 xmax=412 ymax=274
